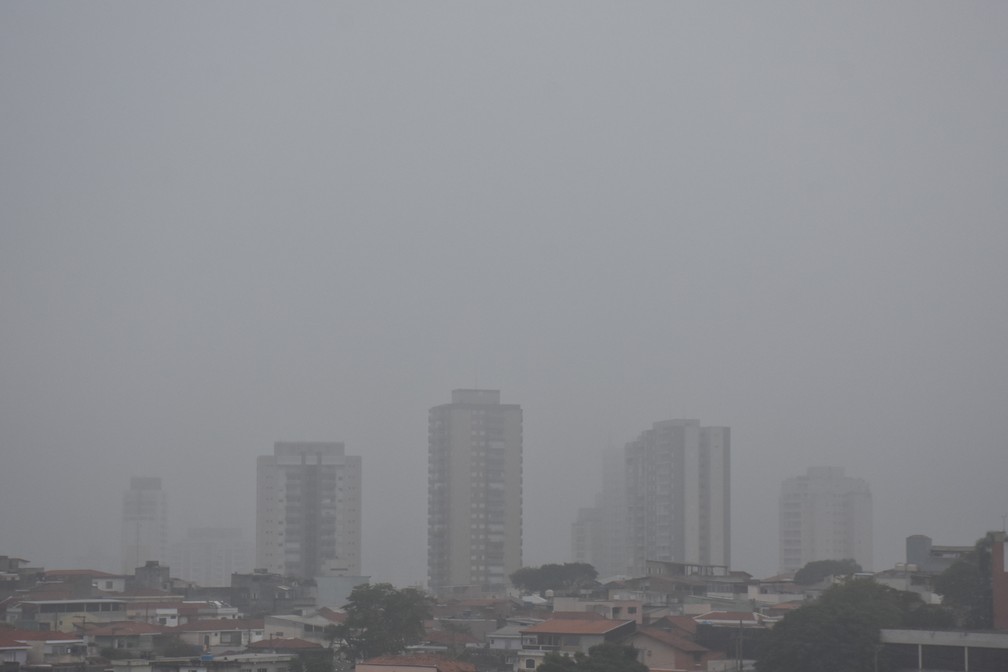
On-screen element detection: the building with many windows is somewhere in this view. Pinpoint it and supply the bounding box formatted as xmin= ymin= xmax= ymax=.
xmin=625 ymin=419 xmax=730 ymax=576
xmin=121 ymin=477 xmax=168 ymax=574
xmin=428 ymin=389 xmax=522 ymax=595
xmin=779 ymin=466 xmax=872 ymax=573
xmin=256 ymin=442 xmax=361 ymax=580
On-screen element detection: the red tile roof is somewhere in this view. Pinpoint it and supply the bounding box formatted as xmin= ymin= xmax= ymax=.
xmin=694 ymin=611 xmax=759 ymax=624
xmin=522 ymin=619 xmax=634 ymax=635
xmin=650 ymin=615 xmax=698 ymax=636
xmin=0 ymin=630 xmax=84 ymax=643
xmin=549 ymin=611 xmax=606 ymax=620
xmin=317 ymin=607 xmax=347 ymax=624
xmin=634 ymin=627 xmax=709 ymax=654
xmin=361 ymin=654 xmax=476 ymax=672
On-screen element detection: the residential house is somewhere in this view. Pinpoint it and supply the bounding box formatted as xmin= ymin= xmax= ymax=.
xmin=515 ymin=619 xmax=636 ymax=672
xmin=171 ymin=618 xmax=265 ymax=654
xmin=627 ymin=627 xmax=720 ymax=672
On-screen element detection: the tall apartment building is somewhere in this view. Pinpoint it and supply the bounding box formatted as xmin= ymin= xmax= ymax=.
xmin=170 ymin=527 xmax=253 ymax=587
xmin=256 ymin=442 xmax=361 ymax=580
xmin=625 ymin=420 xmax=730 ymax=576
xmin=121 ymin=476 xmax=168 ymax=573
xmin=571 ymin=446 xmax=628 ymax=578
xmin=779 ymin=466 xmax=873 ymax=573
xmin=428 ymin=389 xmax=522 ymax=595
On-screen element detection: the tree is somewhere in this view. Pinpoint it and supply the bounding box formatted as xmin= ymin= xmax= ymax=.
xmin=510 ymin=563 xmax=598 ymax=594
xmin=793 ymin=559 xmax=862 ymax=586
xmin=756 ymin=579 xmax=931 ymax=672
xmin=333 ymin=583 xmax=433 ymax=662
xmin=934 ymin=532 xmax=996 ymax=629
xmin=538 ymin=643 xmax=649 ymax=672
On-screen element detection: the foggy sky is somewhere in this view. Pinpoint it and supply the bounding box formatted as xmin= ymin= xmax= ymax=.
xmin=2 ymin=2 xmax=1007 ymax=586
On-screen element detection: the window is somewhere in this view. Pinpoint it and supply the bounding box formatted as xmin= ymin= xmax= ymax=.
xmin=525 ymin=660 xmax=536 ymax=669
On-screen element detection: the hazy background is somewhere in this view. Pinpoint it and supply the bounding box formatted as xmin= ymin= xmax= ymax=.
xmin=2 ymin=2 xmax=1007 ymax=586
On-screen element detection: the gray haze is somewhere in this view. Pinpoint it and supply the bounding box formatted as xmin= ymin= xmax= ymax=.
xmin=2 ymin=2 xmax=1007 ymax=586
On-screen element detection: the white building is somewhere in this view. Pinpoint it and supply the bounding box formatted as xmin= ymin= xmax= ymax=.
xmin=428 ymin=389 xmax=522 ymax=595
xmin=625 ymin=420 xmax=731 ymax=575
xmin=778 ymin=466 xmax=873 ymax=573
xmin=121 ymin=477 xmax=168 ymax=574
xmin=256 ymin=442 xmax=362 ymax=579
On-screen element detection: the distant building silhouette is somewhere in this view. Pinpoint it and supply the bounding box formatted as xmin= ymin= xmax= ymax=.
xmin=779 ymin=466 xmax=873 ymax=573
xmin=121 ymin=476 xmax=168 ymax=573
xmin=170 ymin=527 xmax=253 ymax=587
xmin=428 ymin=389 xmax=522 ymax=595
xmin=571 ymin=446 xmax=628 ymax=578
xmin=256 ymin=442 xmax=361 ymax=579
xmin=625 ymin=419 xmax=731 ymax=575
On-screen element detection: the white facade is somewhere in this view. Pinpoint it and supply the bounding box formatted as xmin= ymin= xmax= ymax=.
xmin=778 ymin=466 xmax=873 ymax=573
xmin=428 ymin=389 xmax=522 ymax=595
xmin=625 ymin=420 xmax=731 ymax=575
xmin=256 ymin=442 xmax=362 ymax=579
xmin=121 ymin=477 xmax=168 ymax=574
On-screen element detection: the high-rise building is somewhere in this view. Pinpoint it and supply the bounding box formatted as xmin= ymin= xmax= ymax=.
xmin=571 ymin=446 xmax=628 ymax=578
xmin=121 ymin=476 xmax=168 ymax=573
xmin=170 ymin=527 xmax=253 ymax=587
xmin=625 ymin=419 xmax=730 ymax=575
xmin=428 ymin=389 xmax=522 ymax=595
xmin=779 ymin=466 xmax=873 ymax=573
xmin=256 ymin=442 xmax=361 ymax=580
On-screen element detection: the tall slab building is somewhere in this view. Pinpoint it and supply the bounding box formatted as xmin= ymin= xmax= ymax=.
xmin=256 ymin=442 xmax=361 ymax=580
xmin=121 ymin=476 xmax=168 ymax=573
xmin=779 ymin=466 xmax=873 ymax=573
xmin=428 ymin=389 xmax=522 ymax=595
xmin=625 ymin=419 xmax=730 ymax=575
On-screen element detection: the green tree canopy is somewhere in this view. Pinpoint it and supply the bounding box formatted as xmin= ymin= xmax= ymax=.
xmin=333 ymin=583 xmax=433 ymax=662
xmin=793 ymin=559 xmax=863 ymax=586
xmin=934 ymin=532 xmax=996 ymax=629
xmin=538 ymin=643 xmax=649 ymax=672
xmin=756 ymin=579 xmax=946 ymax=672
xmin=510 ymin=563 xmax=598 ymax=594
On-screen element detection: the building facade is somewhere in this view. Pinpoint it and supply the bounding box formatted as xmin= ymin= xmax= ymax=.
xmin=428 ymin=389 xmax=522 ymax=595
xmin=625 ymin=420 xmax=731 ymax=576
xmin=778 ymin=466 xmax=873 ymax=573
xmin=570 ymin=445 xmax=628 ymax=578
xmin=169 ymin=527 xmax=252 ymax=588
xmin=121 ymin=477 xmax=168 ymax=574
xmin=256 ymin=442 xmax=361 ymax=579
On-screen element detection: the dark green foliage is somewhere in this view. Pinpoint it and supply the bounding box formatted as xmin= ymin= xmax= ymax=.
xmin=538 ymin=643 xmax=649 ymax=672
xmin=757 ymin=579 xmax=925 ymax=672
xmin=934 ymin=533 xmax=996 ymax=629
xmin=509 ymin=563 xmax=598 ymax=594
xmin=793 ymin=559 xmax=862 ymax=586
xmin=333 ymin=583 xmax=433 ymax=662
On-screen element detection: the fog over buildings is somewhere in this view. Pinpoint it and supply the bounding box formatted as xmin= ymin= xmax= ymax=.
xmin=2 ymin=3 xmax=1008 ymax=587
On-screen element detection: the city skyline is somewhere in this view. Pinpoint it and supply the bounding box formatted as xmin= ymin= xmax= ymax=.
xmin=3 ymin=3 xmax=1007 ymax=588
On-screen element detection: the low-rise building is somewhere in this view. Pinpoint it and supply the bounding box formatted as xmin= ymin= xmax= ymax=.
xmin=516 ymin=619 xmax=636 ymax=672
xmin=171 ymin=618 xmax=265 ymax=654
xmin=627 ymin=626 xmax=721 ymax=672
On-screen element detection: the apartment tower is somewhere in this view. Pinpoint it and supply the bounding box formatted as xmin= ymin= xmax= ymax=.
xmin=256 ymin=442 xmax=361 ymax=580
xmin=121 ymin=476 xmax=168 ymax=573
xmin=428 ymin=389 xmax=522 ymax=595
xmin=625 ymin=419 xmax=730 ymax=575
xmin=779 ymin=466 xmax=873 ymax=573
